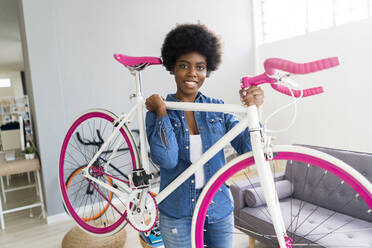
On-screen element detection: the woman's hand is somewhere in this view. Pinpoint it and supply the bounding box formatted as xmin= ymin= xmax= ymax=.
xmin=239 ymin=86 xmax=264 ymax=107
xmin=145 ymin=94 xmax=167 ymax=117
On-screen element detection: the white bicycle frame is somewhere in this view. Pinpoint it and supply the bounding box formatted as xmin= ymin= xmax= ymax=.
xmin=81 ymin=70 xmax=288 ymax=248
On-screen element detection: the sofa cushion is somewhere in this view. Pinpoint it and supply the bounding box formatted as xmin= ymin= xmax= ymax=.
xmin=286 ymin=144 xmax=372 ymax=222
xmin=243 ymin=180 xmax=294 ymax=207
xmin=239 ymin=198 xmax=372 ymax=247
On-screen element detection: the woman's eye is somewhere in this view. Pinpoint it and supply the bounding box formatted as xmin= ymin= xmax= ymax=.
xmin=197 ymin=65 xmax=206 ymax=71
xmin=179 ymin=64 xmax=188 ymax=69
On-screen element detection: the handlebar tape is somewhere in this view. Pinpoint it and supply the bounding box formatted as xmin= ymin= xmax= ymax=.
xmin=264 ymin=57 xmax=339 ymax=75
xmin=271 ymin=84 xmax=324 ymax=98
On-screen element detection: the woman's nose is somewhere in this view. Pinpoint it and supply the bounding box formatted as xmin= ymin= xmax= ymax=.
xmin=187 ymin=66 xmax=197 ymax=76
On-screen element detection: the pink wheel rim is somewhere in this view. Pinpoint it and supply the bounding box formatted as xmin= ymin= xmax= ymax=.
xmin=194 ymin=152 xmax=372 ymax=247
xmin=59 ymin=111 xmax=137 ymax=234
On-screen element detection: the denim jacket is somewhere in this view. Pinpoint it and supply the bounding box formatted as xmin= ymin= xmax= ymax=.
xmin=145 ymin=92 xmax=252 ymax=223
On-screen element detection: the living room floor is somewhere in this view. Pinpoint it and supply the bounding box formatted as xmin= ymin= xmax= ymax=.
xmin=0 ymin=173 xmax=267 ymax=248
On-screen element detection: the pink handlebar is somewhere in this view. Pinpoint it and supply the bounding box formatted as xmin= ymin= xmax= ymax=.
xmin=270 ymin=84 xmax=324 ymax=97
xmin=241 ymin=57 xmax=340 ymax=98
xmin=264 ymin=57 xmax=339 ymax=75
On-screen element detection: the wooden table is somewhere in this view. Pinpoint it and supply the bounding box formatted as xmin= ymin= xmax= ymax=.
xmin=0 ymin=152 xmax=46 ymax=229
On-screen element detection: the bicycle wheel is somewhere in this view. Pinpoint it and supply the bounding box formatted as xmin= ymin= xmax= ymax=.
xmin=192 ymin=145 xmax=372 ymax=248
xmin=59 ymin=109 xmax=139 ymax=235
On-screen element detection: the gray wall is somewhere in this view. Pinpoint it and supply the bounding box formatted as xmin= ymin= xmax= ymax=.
xmin=19 ymin=0 xmax=255 ymax=216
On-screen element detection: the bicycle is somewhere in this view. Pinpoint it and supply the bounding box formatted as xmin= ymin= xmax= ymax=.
xmin=59 ymin=54 xmax=372 ymax=247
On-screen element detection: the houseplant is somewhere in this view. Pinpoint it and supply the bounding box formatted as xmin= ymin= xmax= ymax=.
xmin=25 ymin=143 xmax=36 ymax=159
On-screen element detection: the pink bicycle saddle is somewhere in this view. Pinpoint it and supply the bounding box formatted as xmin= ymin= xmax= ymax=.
xmin=114 ymin=54 xmax=162 ymax=67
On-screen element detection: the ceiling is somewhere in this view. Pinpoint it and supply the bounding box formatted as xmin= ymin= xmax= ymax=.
xmin=0 ymin=0 xmax=24 ymax=71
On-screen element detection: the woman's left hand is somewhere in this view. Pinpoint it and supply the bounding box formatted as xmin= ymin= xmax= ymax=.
xmin=239 ymin=86 xmax=264 ymax=107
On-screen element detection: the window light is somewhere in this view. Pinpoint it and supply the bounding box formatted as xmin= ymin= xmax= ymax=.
xmin=0 ymin=78 xmax=11 ymax=87
xmin=259 ymin=0 xmax=372 ymax=44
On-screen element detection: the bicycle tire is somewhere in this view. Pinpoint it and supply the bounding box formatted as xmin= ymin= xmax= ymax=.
xmin=192 ymin=145 xmax=372 ymax=248
xmin=59 ymin=109 xmax=139 ymax=236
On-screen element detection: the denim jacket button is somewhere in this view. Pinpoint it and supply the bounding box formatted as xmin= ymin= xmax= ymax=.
xmin=191 ymin=198 xmax=195 ymax=202
xmin=185 ymin=128 xmax=189 ymax=131
xmin=191 ymin=180 xmax=194 ymax=183
xmin=185 ymin=146 xmax=189 ymax=149
xmin=158 ymin=121 xmax=161 ymax=125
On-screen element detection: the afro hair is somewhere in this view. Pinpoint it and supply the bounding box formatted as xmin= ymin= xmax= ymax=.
xmin=161 ymin=23 xmax=222 ymax=76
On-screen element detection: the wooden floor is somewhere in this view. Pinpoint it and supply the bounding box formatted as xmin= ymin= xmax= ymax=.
xmin=0 ymin=173 xmax=266 ymax=248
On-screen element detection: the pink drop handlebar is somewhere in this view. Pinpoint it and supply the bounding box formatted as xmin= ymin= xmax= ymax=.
xmin=241 ymin=57 xmax=340 ymax=97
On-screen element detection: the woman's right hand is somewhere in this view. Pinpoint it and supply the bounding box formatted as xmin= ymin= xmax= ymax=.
xmin=145 ymin=94 xmax=167 ymax=117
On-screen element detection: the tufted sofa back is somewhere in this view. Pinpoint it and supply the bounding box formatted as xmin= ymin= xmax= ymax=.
xmin=285 ymin=144 xmax=372 ymax=222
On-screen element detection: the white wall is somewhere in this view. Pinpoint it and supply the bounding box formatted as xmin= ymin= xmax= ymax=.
xmin=257 ymin=19 xmax=372 ymax=153
xmin=19 ymin=0 xmax=255 ymax=216
xmin=0 ymin=71 xmax=23 ymax=98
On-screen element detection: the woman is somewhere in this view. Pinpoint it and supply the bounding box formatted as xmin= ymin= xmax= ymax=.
xmin=145 ymin=23 xmax=264 ymax=248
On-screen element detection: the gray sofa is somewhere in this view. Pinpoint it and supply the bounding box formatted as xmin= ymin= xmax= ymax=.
xmin=230 ymin=145 xmax=372 ymax=247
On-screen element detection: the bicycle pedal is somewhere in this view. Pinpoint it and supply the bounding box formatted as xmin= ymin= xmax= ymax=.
xmin=131 ymin=169 xmax=153 ymax=188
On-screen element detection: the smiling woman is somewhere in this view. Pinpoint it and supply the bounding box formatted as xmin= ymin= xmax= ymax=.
xmin=144 ymin=23 xmax=265 ymax=248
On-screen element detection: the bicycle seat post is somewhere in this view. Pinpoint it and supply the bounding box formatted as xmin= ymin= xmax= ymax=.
xmin=131 ymin=68 xmax=150 ymax=175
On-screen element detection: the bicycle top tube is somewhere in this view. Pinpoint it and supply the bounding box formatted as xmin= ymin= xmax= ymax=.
xmin=241 ymin=56 xmax=340 ymax=98
xmin=165 ymin=101 xmax=248 ymax=114
xmin=114 ymin=53 xmax=162 ymax=68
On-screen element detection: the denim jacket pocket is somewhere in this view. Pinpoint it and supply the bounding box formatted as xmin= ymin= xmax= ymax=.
xmin=207 ymin=114 xmax=225 ymax=135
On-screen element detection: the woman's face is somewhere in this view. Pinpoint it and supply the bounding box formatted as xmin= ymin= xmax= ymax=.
xmin=172 ymin=51 xmax=207 ymax=100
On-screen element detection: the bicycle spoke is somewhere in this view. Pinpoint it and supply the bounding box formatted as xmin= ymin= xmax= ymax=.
xmin=297 ymin=195 xmax=362 ymax=244
xmin=209 ymin=189 xmax=277 ymax=246
xmin=290 ymin=178 xmax=344 ymax=235
xmin=293 ymin=164 xmax=311 ymax=232
xmin=243 ymin=171 xmax=272 ymax=218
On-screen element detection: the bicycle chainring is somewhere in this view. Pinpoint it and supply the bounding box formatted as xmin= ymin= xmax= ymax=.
xmin=126 ymin=189 xmax=158 ymax=232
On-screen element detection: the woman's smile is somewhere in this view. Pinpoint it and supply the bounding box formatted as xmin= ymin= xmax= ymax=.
xmin=184 ymin=81 xmax=198 ymax=88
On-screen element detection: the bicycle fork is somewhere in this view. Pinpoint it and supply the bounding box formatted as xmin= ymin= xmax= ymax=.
xmin=247 ymin=106 xmax=290 ymax=248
